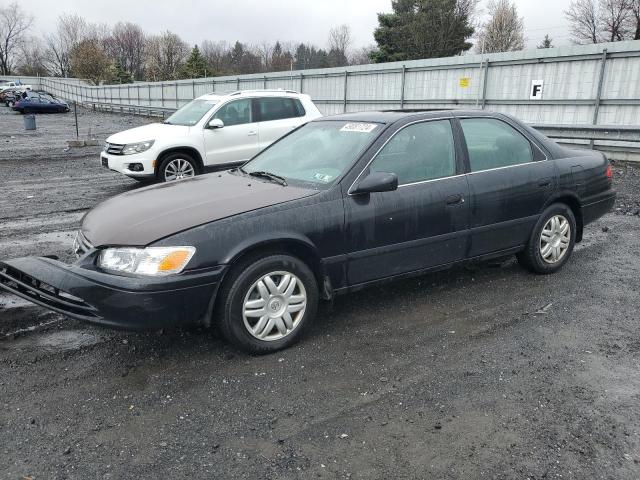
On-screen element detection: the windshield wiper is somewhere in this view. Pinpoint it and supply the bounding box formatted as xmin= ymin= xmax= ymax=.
xmin=162 ymin=120 xmax=172 ymax=124
xmin=248 ymin=171 xmax=288 ymax=186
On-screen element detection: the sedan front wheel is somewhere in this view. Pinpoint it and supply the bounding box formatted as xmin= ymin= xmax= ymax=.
xmin=217 ymin=254 xmax=319 ymax=354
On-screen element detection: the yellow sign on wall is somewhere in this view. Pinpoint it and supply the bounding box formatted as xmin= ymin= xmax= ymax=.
xmin=459 ymin=77 xmax=470 ymax=88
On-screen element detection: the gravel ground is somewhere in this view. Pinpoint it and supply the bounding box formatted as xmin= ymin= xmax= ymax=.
xmin=1 ymin=106 xmax=640 ymax=479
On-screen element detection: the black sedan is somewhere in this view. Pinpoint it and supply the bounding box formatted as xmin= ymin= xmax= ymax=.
xmin=11 ymin=92 xmax=70 ymax=113
xmin=0 ymin=110 xmax=616 ymax=353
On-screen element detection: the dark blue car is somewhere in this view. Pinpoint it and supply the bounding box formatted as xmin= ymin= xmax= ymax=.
xmin=12 ymin=92 xmax=70 ymax=114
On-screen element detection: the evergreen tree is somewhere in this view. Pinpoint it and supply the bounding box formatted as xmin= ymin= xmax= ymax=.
xmin=181 ymin=45 xmax=208 ymax=78
xmin=112 ymin=59 xmax=133 ymax=84
xmin=371 ymin=0 xmax=476 ymax=63
xmin=537 ymin=34 xmax=554 ymax=49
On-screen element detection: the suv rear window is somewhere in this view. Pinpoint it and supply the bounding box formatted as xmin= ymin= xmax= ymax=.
xmin=256 ymin=97 xmax=305 ymax=122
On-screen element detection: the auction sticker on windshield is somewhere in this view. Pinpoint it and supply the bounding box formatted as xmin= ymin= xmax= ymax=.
xmin=340 ymin=123 xmax=378 ymax=133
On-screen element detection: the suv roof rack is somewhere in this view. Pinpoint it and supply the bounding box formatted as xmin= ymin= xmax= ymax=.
xmin=226 ymin=89 xmax=300 ymax=96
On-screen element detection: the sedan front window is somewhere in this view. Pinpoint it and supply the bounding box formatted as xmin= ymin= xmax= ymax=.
xmin=243 ymin=121 xmax=381 ymax=188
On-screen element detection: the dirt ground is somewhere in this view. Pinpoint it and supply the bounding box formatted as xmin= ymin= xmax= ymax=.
xmin=0 ymin=106 xmax=639 ymax=479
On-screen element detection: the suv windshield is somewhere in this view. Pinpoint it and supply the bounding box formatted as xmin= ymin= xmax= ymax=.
xmin=164 ymin=99 xmax=219 ymax=126
xmin=243 ymin=120 xmax=381 ymax=188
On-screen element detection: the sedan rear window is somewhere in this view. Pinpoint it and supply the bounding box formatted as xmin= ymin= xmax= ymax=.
xmin=243 ymin=121 xmax=381 ymax=188
xmin=164 ymin=99 xmax=219 ymax=126
xmin=461 ymin=118 xmax=533 ymax=172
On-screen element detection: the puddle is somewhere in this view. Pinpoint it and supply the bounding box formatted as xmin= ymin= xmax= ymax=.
xmin=2 ymin=330 xmax=101 ymax=353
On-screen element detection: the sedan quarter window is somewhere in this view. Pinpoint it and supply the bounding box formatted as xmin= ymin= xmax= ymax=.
xmin=461 ymin=118 xmax=533 ymax=172
xmin=369 ymin=120 xmax=456 ymax=185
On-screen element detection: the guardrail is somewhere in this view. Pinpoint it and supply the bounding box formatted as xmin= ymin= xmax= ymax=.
xmin=77 ymin=99 xmax=640 ymax=162
xmin=83 ymin=101 xmax=177 ymax=118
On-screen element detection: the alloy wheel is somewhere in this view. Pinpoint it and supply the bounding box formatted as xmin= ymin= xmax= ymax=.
xmin=164 ymin=158 xmax=195 ymax=181
xmin=539 ymin=214 xmax=571 ymax=264
xmin=242 ymin=271 xmax=307 ymax=342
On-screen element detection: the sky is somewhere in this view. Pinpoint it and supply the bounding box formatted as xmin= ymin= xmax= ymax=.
xmin=19 ymin=0 xmax=573 ymax=51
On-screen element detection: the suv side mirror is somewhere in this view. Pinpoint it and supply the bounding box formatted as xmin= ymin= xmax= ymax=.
xmin=351 ymin=171 xmax=399 ymax=195
xmin=208 ymin=118 xmax=224 ymax=129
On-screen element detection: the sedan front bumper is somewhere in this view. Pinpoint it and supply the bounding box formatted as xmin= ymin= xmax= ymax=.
xmin=0 ymin=257 xmax=226 ymax=330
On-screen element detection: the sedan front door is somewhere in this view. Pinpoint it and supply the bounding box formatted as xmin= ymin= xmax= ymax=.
xmin=203 ymin=98 xmax=261 ymax=166
xmin=345 ymin=119 xmax=470 ymax=286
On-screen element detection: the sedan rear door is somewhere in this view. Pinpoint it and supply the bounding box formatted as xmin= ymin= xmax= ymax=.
xmin=344 ymin=119 xmax=470 ymax=285
xmin=458 ymin=117 xmax=555 ymax=257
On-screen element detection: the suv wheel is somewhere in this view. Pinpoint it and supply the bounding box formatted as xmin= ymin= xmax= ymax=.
xmin=217 ymin=254 xmax=319 ymax=354
xmin=157 ymin=152 xmax=199 ymax=182
xmin=517 ymin=203 xmax=577 ymax=274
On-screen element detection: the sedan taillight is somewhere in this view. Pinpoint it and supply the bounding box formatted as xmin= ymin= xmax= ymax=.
xmin=605 ymin=165 xmax=613 ymax=179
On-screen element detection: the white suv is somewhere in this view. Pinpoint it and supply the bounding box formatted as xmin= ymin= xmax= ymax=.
xmin=101 ymin=90 xmax=322 ymax=182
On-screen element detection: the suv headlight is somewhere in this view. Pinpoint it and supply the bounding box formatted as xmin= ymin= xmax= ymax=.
xmin=97 ymin=246 xmax=195 ymax=276
xmin=121 ymin=140 xmax=155 ymax=155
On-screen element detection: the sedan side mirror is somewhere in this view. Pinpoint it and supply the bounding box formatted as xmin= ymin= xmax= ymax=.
xmin=351 ymin=171 xmax=399 ymax=195
xmin=208 ymin=118 xmax=224 ymax=129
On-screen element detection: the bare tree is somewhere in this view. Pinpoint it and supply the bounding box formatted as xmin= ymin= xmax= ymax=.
xmin=631 ymin=0 xmax=640 ymax=39
xmin=255 ymin=41 xmax=274 ymax=72
xmin=45 ymin=14 xmax=89 ymax=77
xmin=201 ymin=40 xmax=231 ymax=75
xmin=145 ymin=31 xmax=189 ymax=81
xmin=328 ymin=25 xmax=352 ymax=66
xmin=69 ymin=38 xmax=112 ymax=85
xmin=104 ymin=22 xmax=146 ymax=80
xmin=476 ymin=0 xmax=525 ymax=53
xmin=16 ymin=36 xmax=48 ymax=75
xmin=0 ymin=2 xmax=33 ymax=75
xmin=599 ymin=0 xmax=633 ymax=41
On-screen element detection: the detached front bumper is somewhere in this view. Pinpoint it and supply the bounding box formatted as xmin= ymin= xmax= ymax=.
xmin=0 ymin=257 xmax=226 ymax=330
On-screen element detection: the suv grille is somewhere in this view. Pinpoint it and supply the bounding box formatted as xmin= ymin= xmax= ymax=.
xmin=105 ymin=142 xmax=125 ymax=155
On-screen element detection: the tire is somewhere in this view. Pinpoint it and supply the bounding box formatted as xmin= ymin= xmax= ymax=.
xmin=216 ymin=253 xmax=319 ymax=354
xmin=517 ymin=203 xmax=577 ymax=274
xmin=156 ymin=152 xmax=200 ymax=183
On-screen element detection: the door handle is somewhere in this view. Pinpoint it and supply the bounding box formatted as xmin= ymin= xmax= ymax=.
xmin=248 ymin=131 xmax=258 ymax=136
xmin=446 ymin=194 xmax=465 ymax=206
xmin=538 ymin=178 xmax=552 ymax=188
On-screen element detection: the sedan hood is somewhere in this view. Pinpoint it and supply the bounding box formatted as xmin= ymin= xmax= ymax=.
xmin=82 ymin=171 xmax=317 ymax=246
xmin=106 ymin=123 xmax=190 ymax=144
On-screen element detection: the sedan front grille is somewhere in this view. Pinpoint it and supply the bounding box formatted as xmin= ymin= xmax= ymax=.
xmin=73 ymin=231 xmax=93 ymax=258
xmin=105 ymin=142 xmax=125 ymax=155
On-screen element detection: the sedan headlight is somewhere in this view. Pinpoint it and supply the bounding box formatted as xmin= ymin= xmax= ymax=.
xmin=97 ymin=246 xmax=195 ymax=276
xmin=121 ymin=140 xmax=155 ymax=155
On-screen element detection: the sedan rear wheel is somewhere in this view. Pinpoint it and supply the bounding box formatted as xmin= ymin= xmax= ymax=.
xmin=217 ymin=254 xmax=319 ymax=354
xmin=517 ymin=203 xmax=577 ymax=274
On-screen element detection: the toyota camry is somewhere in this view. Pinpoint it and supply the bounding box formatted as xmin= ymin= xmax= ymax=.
xmin=0 ymin=110 xmax=616 ymax=353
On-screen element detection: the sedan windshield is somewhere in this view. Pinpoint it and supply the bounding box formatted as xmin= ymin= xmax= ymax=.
xmin=243 ymin=121 xmax=381 ymax=188
xmin=164 ymin=99 xmax=218 ymax=126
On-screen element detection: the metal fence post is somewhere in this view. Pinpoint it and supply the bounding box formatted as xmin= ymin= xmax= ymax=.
xmin=591 ymin=48 xmax=609 ymax=148
xmin=481 ymin=61 xmax=490 ymax=110
xmin=400 ymin=65 xmax=406 ymax=109
xmin=300 ymin=73 xmax=304 ymax=93
xmin=161 ymin=83 xmax=165 ymax=107
xmin=343 ymin=71 xmax=349 ymax=113
xmin=264 ymin=76 xmax=267 ymax=89
xmin=236 ymin=77 xmax=240 ymax=91
xmin=212 ymin=78 xmax=215 ymax=93
xmin=192 ymin=80 xmax=196 ymax=99
xmin=175 ymin=82 xmax=179 ymax=107
xmin=148 ymin=84 xmax=151 ymax=106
